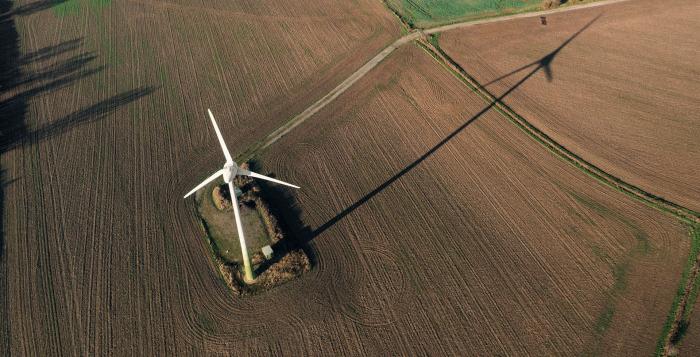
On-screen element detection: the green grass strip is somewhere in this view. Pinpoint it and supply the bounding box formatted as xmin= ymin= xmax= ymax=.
xmin=654 ymin=224 xmax=700 ymax=355
xmin=414 ymin=38 xmax=699 ymax=225
xmin=415 ymin=37 xmax=700 ymax=355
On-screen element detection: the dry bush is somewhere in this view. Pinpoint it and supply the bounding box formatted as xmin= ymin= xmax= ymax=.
xmin=542 ymin=0 xmax=561 ymax=9
xmin=215 ymin=258 xmax=242 ymax=295
xmin=212 ymin=186 xmax=231 ymax=211
xmin=255 ymin=250 xmax=310 ymax=289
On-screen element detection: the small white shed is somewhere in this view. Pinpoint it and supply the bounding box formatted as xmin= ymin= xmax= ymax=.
xmin=262 ymin=245 xmax=274 ymax=259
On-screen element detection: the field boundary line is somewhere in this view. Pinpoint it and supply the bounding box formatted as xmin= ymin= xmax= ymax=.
xmin=421 ymin=0 xmax=631 ymax=34
xmin=414 ymin=39 xmax=700 ymax=225
xmin=415 ymin=38 xmax=700 ymax=357
xmin=238 ymin=0 xmax=630 ymax=163
xmin=657 ymin=225 xmax=700 ymax=356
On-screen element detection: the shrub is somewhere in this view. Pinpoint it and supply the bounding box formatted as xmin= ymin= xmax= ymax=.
xmin=542 ymin=0 xmax=561 ymax=9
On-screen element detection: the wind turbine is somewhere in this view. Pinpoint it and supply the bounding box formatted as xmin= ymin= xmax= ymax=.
xmin=184 ymin=109 xmax=299 ymax=283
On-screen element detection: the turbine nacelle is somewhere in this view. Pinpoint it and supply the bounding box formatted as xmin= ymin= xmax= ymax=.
xmin=222 ymin=162 xmax=238 ymax=183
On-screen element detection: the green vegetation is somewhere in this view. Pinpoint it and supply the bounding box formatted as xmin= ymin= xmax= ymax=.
xmin=567 ymin=191 xmax=650 ymax=353
xmin=52 ymin=0 xmax=112 ymax=17
xmin=196 ymin=181 xmax=271 ymax=264
xmin=416 ymin=37 xmax=700 ymax=355
xmin=655 ymin=224 xmax=700 ymax=355
xmin=386 ymin=0 xmax=542 ymax=28
xmin=197 ymin=312 xmax=217 ymax=333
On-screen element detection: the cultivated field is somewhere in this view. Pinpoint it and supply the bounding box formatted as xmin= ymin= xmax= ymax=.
xmin=0 ymin=0 xmax=398 ymax=354
xmin=2 ymin=0 xmax=697 ymax=355
xmin=439 ymin=0 xmax=700 ymax=211
xmin=259 ymin=45 xmax=691 ymax=355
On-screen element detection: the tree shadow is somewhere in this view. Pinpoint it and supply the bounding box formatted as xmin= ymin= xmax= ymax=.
xmin=0 ymin=1 xmax=156 ymax=350
xmin=20 ymin=38 xmax=83 ymax=65
xmin=0 ymin=0 xmax=155 ymax=269
xmin=0 ymin=0 xmax=66 ymax=20
xmin=306 ymin=14 xmax=602 ymax=241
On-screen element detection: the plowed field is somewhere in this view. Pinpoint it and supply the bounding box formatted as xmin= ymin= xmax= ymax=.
xmin=259 ymin=45 xmax=690 ymax=355
xmin=1 ymin=0 xmax=398 ymax=354
xmin=1 ymin=0 xmax=696 ymax=355
xmin=439 ymin=0 xmax=700 ymax=211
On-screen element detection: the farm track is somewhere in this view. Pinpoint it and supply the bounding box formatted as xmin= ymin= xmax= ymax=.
xmin=260 ymin=44 xmax=691 ymax=355
xmin=237 ymin=0 xmax=700 ymax=354
xmin=241 ymin=0 xmax=634 ymax=161
xmin=2 ymin=0 xmax=698 ymax=355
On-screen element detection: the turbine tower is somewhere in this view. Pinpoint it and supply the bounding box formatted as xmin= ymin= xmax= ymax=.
xmin=184 ymin=109 xmax=299 ymax=283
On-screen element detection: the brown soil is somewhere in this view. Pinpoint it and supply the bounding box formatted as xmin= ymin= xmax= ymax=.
xmin=260 ymin=45 xmax=690 ymax=355
xmin=440 ymin=0 xmax=700 ymax=211
xmin=0 ymin=0 xmax=693 ymax=355
xmin=0 ymin=0 xmax=397 ymax=354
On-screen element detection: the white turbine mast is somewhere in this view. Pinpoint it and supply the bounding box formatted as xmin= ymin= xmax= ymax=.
xmin=184 ymin=109 xmax=299 ymax=283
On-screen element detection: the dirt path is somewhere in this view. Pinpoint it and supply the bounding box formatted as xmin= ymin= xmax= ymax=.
xmin=240 ymin=0 xmax=630 ymax=161
xmin=240 ymin=2 xmax=700 ymax=351
xmin=423 ymin=0 xmax=631 ymax=34
xmin=238 ymin=32 xmax=420 ymax=160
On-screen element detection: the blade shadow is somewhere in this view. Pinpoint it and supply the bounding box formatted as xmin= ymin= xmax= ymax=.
xmin=308 ymin=13 xmax=601 ymax=240
xmin=483 ymin=13 xmax=601 ymax=87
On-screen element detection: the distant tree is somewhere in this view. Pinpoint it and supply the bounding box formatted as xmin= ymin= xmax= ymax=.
xmin=542 ymin=0 xmax=562 ymax=10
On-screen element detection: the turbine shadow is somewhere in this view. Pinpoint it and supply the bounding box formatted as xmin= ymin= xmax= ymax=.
xmin=246 ymin=161 xmax=316 ymax=275
xmin=308 ymin=14 xmax=601 ymax=241
xmin=483 ymin=13 xmax=601 ymax=87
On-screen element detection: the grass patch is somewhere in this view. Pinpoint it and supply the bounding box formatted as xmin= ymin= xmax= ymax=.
xmin=195 ymin=181 xmax=271 ymax=265
xmin=567 ymin=191 xmax=650 ymax=352
xmin=197 ymin=312 xmax=216 ymax=334
xmin=386 ymin=0 xmax=541 ymax=28
xmin=52 ymin=0 xmax=111 ymax=17
xmin=386 ymin=0 xmax=606 ymax=28
xmin=655 ymin=224 xmax=700 ymax=355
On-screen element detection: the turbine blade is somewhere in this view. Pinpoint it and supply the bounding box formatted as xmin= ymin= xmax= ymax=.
xmin=229 ymin=180 xmax=253 ymax=281
xmin=242 ymin=169 xmax=300 ymax=189
xmin=183 ymin=169 xmax=224 ymax=198
xmin=208 ymin=109 xmax=233 ymax=164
